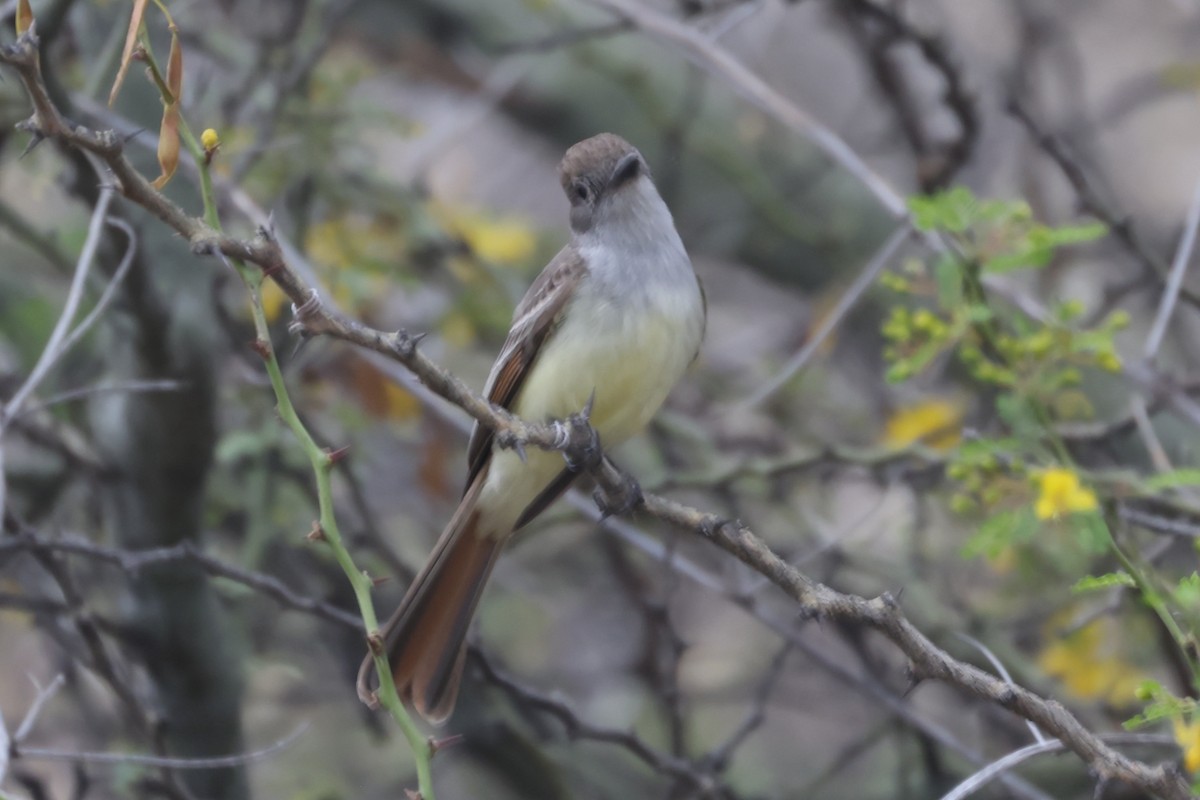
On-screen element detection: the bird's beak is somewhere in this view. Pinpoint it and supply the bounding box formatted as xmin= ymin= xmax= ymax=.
xmin=611 ymin=151 xmax=641 ymax=187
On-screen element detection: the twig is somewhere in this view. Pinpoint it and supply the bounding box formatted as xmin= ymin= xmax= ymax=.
xmin=13 ymin=379 xmax=185 ymax=418
xmin=620 ymin=483 xmax=1191 ymax=798
xmin=15 ymin=723 xmax=309 ymax=769
xmin=584 ymin=0 xmax=908 ymax=218
xmin=1119 ymin=505 xmax=1200 ymax=538
xmin=938 ymin=733 xmax=1176 ymax=800
xmin=953 ymin=633 xmax=1045 ymax=744
xmin=0 ymin=180 xmax=114 ymax=521
xmin=473 ymin=650 xmax=731 ymax=797
xmin=52 ymin=217 xmax=138 ymax=360
xmin=1008 ymin=93 xmax=1200 ymax=313
xmin=1130 ymin=395 xmax=1173 ymax=474
xmin=701 ymin=642 xmax=791 ymax=772
xmin=495 ymin=20 xmax=632 ymax=54
xmin=0 ymin=530 xmax=362 ymax=629
xmin=702 ymin=0 xmax=765 ymax=41
xmin=736 ymin=224 xmax=911 ymax=409
xmin=13 ymin=674 xmax=66 ymax=743
xmin=837 ymin=0 xmax=979 ymax=189
xmin=7 ymin=523 xmax=197 ymax=797
xmin=0 ymin=184 xmax=111 ymax=420
xmin=1144 ymin=175 xmax=1200 ymax=360
xmin=2 ymin=26 xmax=1192 ymax=799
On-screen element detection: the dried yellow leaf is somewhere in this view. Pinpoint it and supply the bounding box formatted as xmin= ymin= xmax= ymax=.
xmin=108 ymin=0 xmax=149 ymax=106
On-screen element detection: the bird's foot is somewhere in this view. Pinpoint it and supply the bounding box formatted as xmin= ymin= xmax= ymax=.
xmin=594 ymin=460 xmax=644 ymax=520
xmin=554 ymin=391 xmax=602 ymax=473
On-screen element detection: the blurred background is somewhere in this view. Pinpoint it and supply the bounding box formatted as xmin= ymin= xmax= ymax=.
xmin=2 ymin=0 xmax=1200 ymax=798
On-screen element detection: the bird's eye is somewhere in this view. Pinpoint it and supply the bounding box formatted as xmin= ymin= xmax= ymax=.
xmin=573 ymin=182 xmax=591 ymax=203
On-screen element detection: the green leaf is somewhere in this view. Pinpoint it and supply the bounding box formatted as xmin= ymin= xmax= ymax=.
xmin=1043 ymin=222 xmax=1107 ymax=246
xmin=907 ymin=195 xmax=942 ymax=232
xmin=962 ymin=508 xmax=1037 ymax=559
xmin=939 ymin=187 xmax=977 ymax=233
xmin=996 ymin=395 xmax=1040 ymax=436
xmin=1072 ymin=572 xmax=1134 ymax=592
xmin=956 ymin=436 xmax=1023 ymax=462
xmin=933 ymin=254 xmax=964 ymax=308
xmin=1124 ymin=691 xmax=1192 ymax=730
xmin=981 ymin=221 xmax=1106 ymax=273
xmin=1175 ymin=572 xmax=1200 ymax=608
xmin=906 ymin=338 xmax=945 ymax=374
xmin=1144 ymin=468 xmax=1200 ymax=491
xmin=215 ymin=428 xmax=278 ymax=464
xmin=1071 ymin=511 xmax=1111 ymax=554
xmin=965 ymin=304 xmax=994 ymax=323
xmin=885 ymin=362 xmax=913 ymax=383
xmin=907 ymin=187 xmax=977 ymax=233
xmin=978 ymin=198 xmax=1031 ymax=223
xmin=982 ymin=252 xmax=1031 ymax=273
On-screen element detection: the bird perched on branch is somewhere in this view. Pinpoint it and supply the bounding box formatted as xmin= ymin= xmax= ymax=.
xmin=359 ymin=132 xmax=706 ymax=723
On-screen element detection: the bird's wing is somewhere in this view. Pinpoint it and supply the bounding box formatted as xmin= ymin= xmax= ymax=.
xmin=463 ymin=246 xmax=589 ymax=491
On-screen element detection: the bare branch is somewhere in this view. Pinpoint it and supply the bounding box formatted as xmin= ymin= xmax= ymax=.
xmin=1144 ymin=175 xmax=1200 ymax=360
xmin=737 ymin=224 xmax=911 ymax=409
xmin=0 ymin=528 xmax=362 ymax=630
xmin=0 ymin=179 xmax=115 ymax=519
xmin=836 ymin=0 xmax=979 ymax=189
xmin=1008 ymin=93 xmax=1200 ymax=314
xmin=473 ymin=650 xmax=732 ymax=797
xmin=2 ymin=24 xmax=1191 ymax=799
xmin=13 ymin=674 xmax=66 ymax=743
xmin=584 ymin=0 xmax=909 ymax=218
xmin=16 ymin=724 xmax=309 ymax=769
xmin=954 ymin=633 xmax=1045 ymax=744
xmin=939 ymin=733 xmax=1177 ymax=800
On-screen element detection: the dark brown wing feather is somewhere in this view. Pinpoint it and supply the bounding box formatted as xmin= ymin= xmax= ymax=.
xmin=463 ymin=246 xmax=588 ymax=491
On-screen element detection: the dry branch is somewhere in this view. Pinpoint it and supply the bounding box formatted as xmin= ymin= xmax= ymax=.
xmin=1 ymin=24 xmax=1193 ymax=800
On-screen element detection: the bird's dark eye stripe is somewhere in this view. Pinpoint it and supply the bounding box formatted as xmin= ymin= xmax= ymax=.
xmin=612 ymin=155 xmax=640 ymax=187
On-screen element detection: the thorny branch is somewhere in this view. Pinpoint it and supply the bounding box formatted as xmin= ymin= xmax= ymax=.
xmin=0 ymin=21 xmax=1193 ymax=800
xmin=473 ymin=650 xmax=739 ymax=797
xmin=0 ymin=521 xmax=734 ymax=795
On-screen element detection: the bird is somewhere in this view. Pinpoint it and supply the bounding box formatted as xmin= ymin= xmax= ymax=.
xmin=359 ymin=132 xmax=706 ymax=723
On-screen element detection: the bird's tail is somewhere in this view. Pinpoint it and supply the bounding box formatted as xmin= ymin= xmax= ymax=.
xmin=358 ymin=476 xmax=502 ymax=724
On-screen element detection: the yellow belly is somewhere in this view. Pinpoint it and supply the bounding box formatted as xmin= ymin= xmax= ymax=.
xmin=516 ymin=301 xmax=695 ymax=441
xmin=476 ymin=300 xmax=700 ymax=537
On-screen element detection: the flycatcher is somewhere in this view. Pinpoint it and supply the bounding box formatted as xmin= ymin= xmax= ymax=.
xmin=359 ymin=133 xmax=706 ymax=723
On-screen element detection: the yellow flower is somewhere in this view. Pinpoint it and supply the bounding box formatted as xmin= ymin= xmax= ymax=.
xmin=1037 ymin=616 xmax=1141 ymax=706
xmin=439 ymin=208 xmax=537 ymax=265
xmin=1096 ymin=351 xmax=1122 ymax=372
xmin=201 ymin=127 xmax=220 ymax=151
xmin=883 ymin=399 xmax=963 ymax=451
xmin=456 ymin=214 xmax=537 ymax=263
xmin=1034 ymin=468 xmax=1098 ymax=520
xmin=261 ymin=280 xmax=287 ymax=323
xmin=1175 ymin=718 xmax=1200 ymax=774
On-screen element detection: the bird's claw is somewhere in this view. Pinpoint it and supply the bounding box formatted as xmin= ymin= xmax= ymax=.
xmin=593 ymin=470 xmax=643 ymax=520
xmin=555 ymin=402 xmax=602 ymax=473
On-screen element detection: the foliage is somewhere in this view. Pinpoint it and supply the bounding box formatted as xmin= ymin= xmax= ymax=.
xmin=885 ymin=186 xmax=1200 ymax=776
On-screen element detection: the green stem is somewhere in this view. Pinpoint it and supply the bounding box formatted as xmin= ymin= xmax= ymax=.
xmin=252 ymin=285 xmax=435 ymax=797
xmin=140 ymin=45 xmax=437 ymax=790
xmin=1107 ymin=517 xmax=1198 ymax=685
